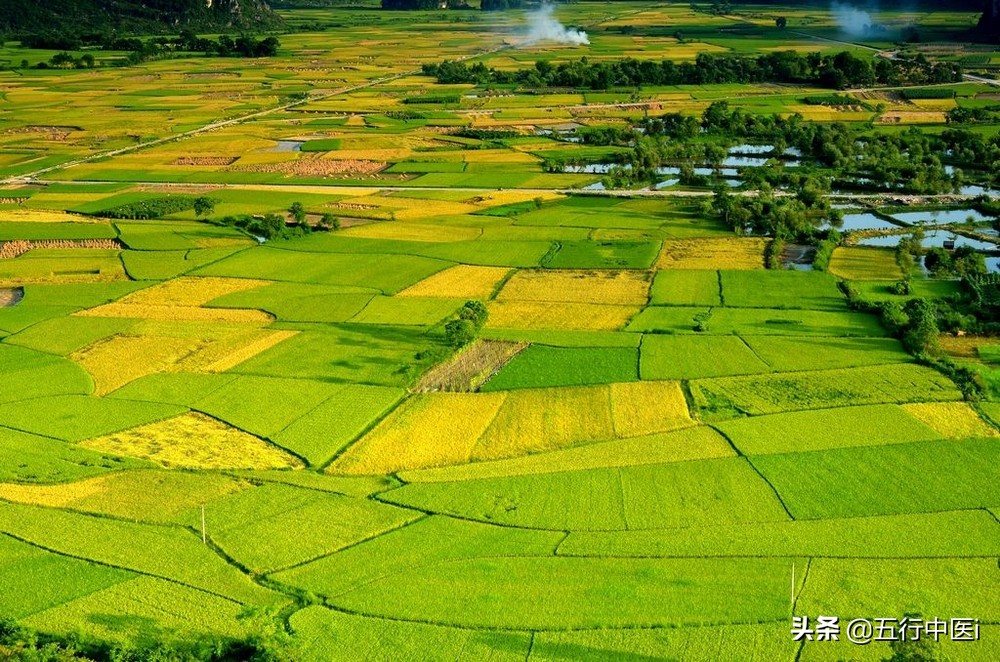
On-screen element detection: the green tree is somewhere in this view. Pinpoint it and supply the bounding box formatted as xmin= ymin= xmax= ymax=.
xmin=289 ymin=202 xmax=307 ymax=224
xmin=193 ymin=196 xmax=217 ymax=218
xmin=458 ymin=300 xmax=488 ymax=327
xmin=319 ymin=213 xmax=341 ymax=231
xmin=445 ymin=319 xmax=476 ymax=347
xmin=775 ymin=16 xmax=787 ymax=29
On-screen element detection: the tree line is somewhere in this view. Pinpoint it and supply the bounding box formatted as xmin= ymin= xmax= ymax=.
xmin=17 ymin=31 xmax=279 ymax=69
xmin=422 ymin=50 xmax=962 ymax=91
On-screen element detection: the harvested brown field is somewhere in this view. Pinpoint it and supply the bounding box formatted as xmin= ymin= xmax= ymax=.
xmin=0 ymin=239 xmax=123 ymax=260
xmin=415 ymin=339 xmax=528 ymax=393
xmin=233 ymin=157 xmax=387 ymax=177
xmin=172 ymin=157 xmax=239 ymax=166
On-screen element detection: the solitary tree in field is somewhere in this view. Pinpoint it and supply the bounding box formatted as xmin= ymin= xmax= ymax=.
xmin=776 ymin=16 xmax=787 ymax=29
xmin=319 ymin=213 xmax=341 ymax=231
xmin=289 ymin=202 xmax=307 ymax=224
xmin=194 ymin=197 xmax=216 ymax=218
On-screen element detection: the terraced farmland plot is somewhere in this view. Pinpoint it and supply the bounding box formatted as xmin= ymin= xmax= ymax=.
xmin=290 ymin=607 xmax=531 ymax=662
xmin=0 ymin=533 xmax=134 ymax=620
xmin=401 ymin=426 xmax=733 ymax=483
xmin=715 ymin=404 xmax=943 ymax=455
xmin=752 ymin=439 xmax=1000 ymax=519
xmin=719 ymin=270 xmax=847 ymax=311
xmin=330 ymin=392 xmax=508 ymax=475
xmin=0 ymin=395 xmax=185 ymax=442
xmin=196 ymin=483 xmax=417 ymax=573
xmin=829 ymin=246 xmax=904 ymax=280
xmin=383 ymin=457 xmax=791 ymax=531
xmin=273 ymin=516 xmax=562 ymax=600
xmin=323 ymin=555 xmax=793 ymax=630
xmin=797 ymin=557 xmax=1000 ymax=623
xmin=0 ymin=502 xmax=281 ymax=606
xmin=742 ymin=336 xmax=912 ymax=371
xmin=496 ymin=269 xmax=650 ymax=305
xmin=561 ymin=510 xmax=1000 ymax=559
xmin=532 ymin=623 xmax=796 ymax=662
xmin=690 ymin=364 xmax=961 ymax=419
xmin=482 ymin=345 xmax=638 ymax=390
xmin=206 ymin=281 xmax=377 ymax=323
xmin=627 ymin=306 xmax=884 ymax=336
xmin=543 ymin=241 xmax=661 ymax=269
xmin=193 ymin=246 xmax=451 ymax=294
xmin=225 ymin=326 xmax=440 ymax=386
xmin=639 ymin=334 xmax=770 ymax=380
xmin=80 ymin=412 xmax=302 ymax=469
xmin=25 ymin=576 xmax=252 ymax=646
xmin=649 ymin=269 xmax=721 ymax=306
xmin=656 ymin=238 xmax=767 ymax=270
xmin=0 ymin=470 xmax=245 ymax=523
xmin=0 ymin=344 xmax=93 ymax=403
xmin=487 ymin=301 xmax=640 ymax=331
xmin=397 ymin=264 xmax=511 ymax=299
xmin=0 ymin=425 xmax=150 ymax=484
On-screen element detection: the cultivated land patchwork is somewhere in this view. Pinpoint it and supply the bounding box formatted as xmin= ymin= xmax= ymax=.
xmin=2 ymin=1 xmax=1000 ymax=658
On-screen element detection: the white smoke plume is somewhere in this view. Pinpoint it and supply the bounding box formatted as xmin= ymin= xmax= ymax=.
xmin=831 ymin=2 xmax=874 ymax=37
xmin=524 ymin=4 xmax=590 ymax=46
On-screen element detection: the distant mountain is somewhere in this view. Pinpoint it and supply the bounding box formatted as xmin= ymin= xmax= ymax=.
xmin=0 ymin=0 xmax=282 ymax=34
xmin=981 ymin=0 xmax=1000 ymax=40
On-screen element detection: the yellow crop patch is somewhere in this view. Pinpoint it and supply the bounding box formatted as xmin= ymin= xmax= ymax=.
xmin=472 ymin=385 xmax=615 ymax=461
xmin=73 ymin=334 xmax=206 ymax=395
xmin=76 ymin=304 xmax=273 ymax=323
xmin=497 ymin=270 xmax=650 ymax=305
xmin=829 ymin=247 xmax=903 ymax=281
xmin=0 ymin=474 xmax=111 ymax=507
xmin=610 ymin=381 xmax=694 ymax=437
xmin=80 ymin=412 xmax=302 ymax=470
xmin=0 ymin=209 xmax=103 ymax=223
xmin=487 ymin=301 xmax=639 ymax=331
xmin=120 ymin=277 xmax=268 ymax=307
xmin=331 ymin=392 xmax=508 ymax=475
xmin=0 ymin=471 xmax=247 ymax=521
xmin=902 ymin=402 xmax=999 ymax=440
xmin=202 ymin=329 xmax=299 ymax=373
xmin=399 ymin=265 xmax=511 ymax=299
xmin=657 ymin=238 xmax=767 ymax=270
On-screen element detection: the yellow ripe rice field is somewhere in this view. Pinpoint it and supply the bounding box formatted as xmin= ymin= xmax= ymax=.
xmin=901 ymin=402 xmax=1000 ymax=439
xmin=472 ymin=385 xmax=615 ymax=461
xmin=331 ymin=392 xmax=508 ymax=475
xmin=609 ymin=381 xmax=694 ymax=438
xmin=829 ymin=247 xmax=904 ymax=280
xmin=118 ymin=277 xmax=269 ymax=307
xmin=497 ymin=270 xmax=650 ymax=305
xmin=656 ymin=238 xmax=767 ymax=270
xmin=487 ymin=301 xmax=640 ymax=330
xmin=72 ymin=334 xmax=208 ymax=396
xmin=399 ymin=265 xmax=511 ymax=299
xmin=80 ymin=412 xmax=302 ymax=470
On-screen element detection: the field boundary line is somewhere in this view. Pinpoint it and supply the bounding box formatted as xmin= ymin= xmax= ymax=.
xmin=306 ymin=597 xmax=792 ymax=634
xmin=318 ymin=393 xmax=416 ymax=472
xmin=711 ymin=425 xmax=797 ymax=521
xmin=0 ymin=527 xmax=250 ymax=606
xmin=791 ymin=557 xmax=812 ymax=617
xmin=261 ymin=513 xmax=428 ymax=576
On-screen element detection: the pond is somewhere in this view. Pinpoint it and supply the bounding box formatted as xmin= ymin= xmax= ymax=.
xmin=271 ymin=140 xmax=303 ymax=153
xmin=563 ymin=163 xmax=626 ymax=174
xmin=820 ymin=213 xmax=901 ymax=232
xmin=857 ymin=230 xmax=997 ymax=251
xmin=891 ymin=209 xmax=989 ymax=226
xmin=0 ymin=287 xmax=24 ymax=307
